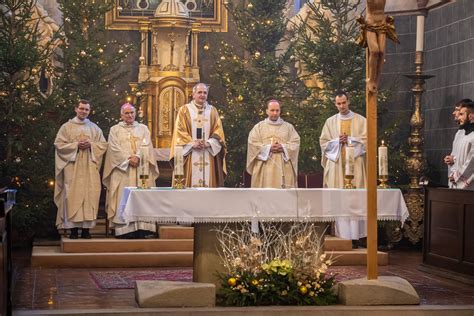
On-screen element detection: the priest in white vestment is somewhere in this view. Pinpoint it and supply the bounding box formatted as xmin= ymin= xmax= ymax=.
xmin=247 ymin=100 xmax=300 ymax=188
xmin=444 ymin=99 xmax=471 ymax=188
xmin=103 ymin=103 xmax=159 ymax=237
xmin=170 ymin=83 xmax=226 ymax=187
xmin=449 ymin=102 xmax=474 ymax=190
xmin=54 ymin=100 xmax=108 ymax=239
xmin=319 ymin=92 xmax=367 ymax=243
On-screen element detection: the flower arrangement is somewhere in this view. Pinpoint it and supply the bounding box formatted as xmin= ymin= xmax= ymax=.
xmin=215 ymin=222 xmax=338 ymax=306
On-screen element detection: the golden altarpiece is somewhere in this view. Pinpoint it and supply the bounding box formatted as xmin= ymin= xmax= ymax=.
xmin=106 ymin=0 xmax=227 ymax=162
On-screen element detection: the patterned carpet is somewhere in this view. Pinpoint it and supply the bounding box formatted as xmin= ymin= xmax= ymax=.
xmin=90 ymin=268 xmax=193 ymax=289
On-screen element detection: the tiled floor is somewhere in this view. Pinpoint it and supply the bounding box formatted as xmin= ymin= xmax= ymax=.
xmin=11 ymin=248 xmax=474 ymax=311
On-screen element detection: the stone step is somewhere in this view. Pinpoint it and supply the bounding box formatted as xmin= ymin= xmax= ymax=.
xmin=61 ymin=237 xmax=193 ymax=253
xmin=158 ymin=226 xmax=194 ymax=239
xmin=326 ymin=249 xmax=388 ymax=266
xmin=323 ymin=236 xmax=352 ymax=251
xmin=31 ymin=246 xmax=193 ymax=268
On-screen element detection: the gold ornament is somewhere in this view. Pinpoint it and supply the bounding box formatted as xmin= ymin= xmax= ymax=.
xmin=299 ymin=285 xmax=308 ymax=295
xmin=254 ymin=51 xmax=261 ymax=58
xmin=237 ymin=95 xmax=244 ymax=102
xmin=251 ymin=279 xmax=259 ymax=286
xmin=203 ymin=43 xmax=210 ymax=50
xmin=98 ymin=48 xmax=104 ymax=53
xmin=31 ymin=68 xmax=38 ymax=75
xmin=227 ymin=277 xmax=237 ymax=286
xmin=80 ymin=50 xmax=87 ymax=57
xmin=247 ymin=2 xmax=253 ymax=8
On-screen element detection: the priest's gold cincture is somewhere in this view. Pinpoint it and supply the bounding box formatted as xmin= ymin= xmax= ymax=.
xmin=173 ymin=144 xmax=185 ymax=189
xmin=138 ymin=138 xmax=150 ymax=189
xmin=378 ymin=140 xmax=390 ymax=189
xmin=344 ymin=143 xmax=355 ymax=189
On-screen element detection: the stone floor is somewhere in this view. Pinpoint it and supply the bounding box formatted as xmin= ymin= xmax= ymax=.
xmin=11 ymin=248 xmax=474 ymax=311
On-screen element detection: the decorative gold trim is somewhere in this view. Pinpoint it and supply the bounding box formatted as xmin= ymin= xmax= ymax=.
xmin=105 ymin=0 xmax=228 ymax=32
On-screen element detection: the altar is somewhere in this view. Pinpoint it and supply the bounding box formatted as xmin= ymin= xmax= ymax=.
xmin=117 ymin=188 xmax=408 ymax=285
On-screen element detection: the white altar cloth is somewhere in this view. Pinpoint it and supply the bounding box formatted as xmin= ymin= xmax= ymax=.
xmin=116 ymin=188 xmax=408 ymax=225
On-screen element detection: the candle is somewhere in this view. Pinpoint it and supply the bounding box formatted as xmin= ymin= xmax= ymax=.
xmin=416 ymin=15 xmax=425 ymax=52
xmin=174 ymin=145 xmax=184 ymax=176
xmin=139 ymin=138 xmax=149 ymax=176
xmin=378 ymin=140 xmax=388 ymax=176
xmin=345 ymin=145 xmax=355 ymax=176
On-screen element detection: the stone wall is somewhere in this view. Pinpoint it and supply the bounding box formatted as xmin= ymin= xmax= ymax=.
xmin=382 ymin=0 xmax=474 ymax=184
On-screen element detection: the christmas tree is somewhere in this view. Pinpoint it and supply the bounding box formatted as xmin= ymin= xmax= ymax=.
xmin=212 ymin=0 xmax=306 ymax=186
xmin=292 ymin=0 xmax=407 ymax=184
xmin=56 ymin=0 xmax=135 ymax=134
xmin=0 ymin=0 xmax=61 ymax=241
xmin=291 ymin=0 xmax=365 ymax=173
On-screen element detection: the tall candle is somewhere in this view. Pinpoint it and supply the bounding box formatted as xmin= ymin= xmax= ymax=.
xmin=416 ymin=15 xmax=425 ymax=52
xmin=378 ymin=140 xmax=388 ymax=176
xmin=139 ymin=138 xmax=149 ymax=176
xmin=174 ymin=145 xmax=184 ymax=176
xmin=345 ymin=145 xmax=355 ymax=176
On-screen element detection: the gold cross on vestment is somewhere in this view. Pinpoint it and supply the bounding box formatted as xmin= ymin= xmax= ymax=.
xmin=129 ymin=134 xmax=141 ymax=154
xmin=193 ymin=156 xmax=209 ymax=172
xmin=193 ymin=115 xmax=208 ymax=128
xmin=76 ymin=132 xmax=90 ymax=142
xmin=192 ymin=179 xmax=209 ymax=188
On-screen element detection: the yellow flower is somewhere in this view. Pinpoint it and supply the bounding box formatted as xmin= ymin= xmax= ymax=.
xmin=251 ymin=279 xmax=259 ymax=286
xmin=227 ymin=277 xmax=237 ymax=286
xmin=299 ymin=285 xmax=308 ymax=295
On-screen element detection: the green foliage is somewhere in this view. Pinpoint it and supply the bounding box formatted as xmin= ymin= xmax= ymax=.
xmin=291 ymin=0 xmax=365 ymax=173
xmin=55 ymin=0 xmax=134 ymax=134
xmin=0 ymin=0 xmax=61 ymax=241
xmin=212 ymin=0 xmax=306 ymax=186
xmin=217 ymin=261 xmax=337 ymax=306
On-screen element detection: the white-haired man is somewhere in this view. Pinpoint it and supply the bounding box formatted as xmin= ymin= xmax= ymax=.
xmin=170 ymin=83 xmax=226 ymax=187
xmin=103 ymin=103 xmax=159 ymax=237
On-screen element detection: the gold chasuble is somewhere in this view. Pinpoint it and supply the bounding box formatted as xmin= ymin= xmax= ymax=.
xmin=170 ymin=101 xmax=226 ymax=187
xmin=320 ymin=111 xmax=367 ymax=189
xmin=319 ymin=111 xmax=367 ymax=240
xmin=54 ymin=117 xmax=108 ymax=229
xmin=247 ymin=118 xmax=300 ymax=188
xmin=102 ymin=122 xmax=159 ymax=235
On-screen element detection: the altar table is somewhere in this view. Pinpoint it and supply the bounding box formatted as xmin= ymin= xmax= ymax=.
xmin=117 ymin=187 xmax=408 ymax=224
xmin=116 ymin=188 xmax=408 ymax=286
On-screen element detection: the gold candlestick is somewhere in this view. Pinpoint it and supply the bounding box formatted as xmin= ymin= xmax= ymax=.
xmin=173 ymin=174 xmax=185 ymax=189
xmin=344 ymin=175 xmax=355 ymax=189
xmin=139 ymin=174 xmax=150 ymax=189
xmin=378 ymin=175 xmax=390 ymax=189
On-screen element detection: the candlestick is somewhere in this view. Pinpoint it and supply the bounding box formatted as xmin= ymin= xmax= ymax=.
xmin=345 ymin=145 xmax=355 ymax=176
xmin=139 ymin=138 xmax=150 ymax=189
xmin=378 ymin=140 xmax=388 ymax=176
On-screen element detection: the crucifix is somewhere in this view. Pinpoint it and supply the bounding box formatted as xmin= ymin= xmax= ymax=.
xmin=359 ymin=0 xmax=398 ymax=281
